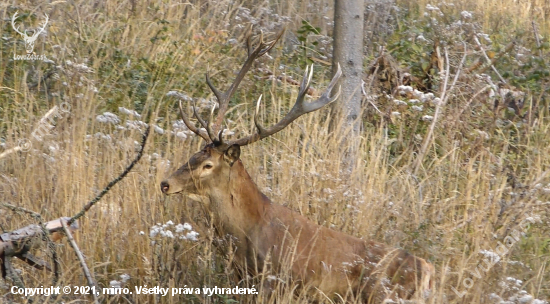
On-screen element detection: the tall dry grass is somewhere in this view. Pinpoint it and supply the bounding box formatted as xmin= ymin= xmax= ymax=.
xmin=0 ymin=0 xmax=549 ymax=303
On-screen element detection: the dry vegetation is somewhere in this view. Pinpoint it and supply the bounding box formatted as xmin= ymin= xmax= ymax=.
xmin=0 ymin=0 xmax=549 ymax=303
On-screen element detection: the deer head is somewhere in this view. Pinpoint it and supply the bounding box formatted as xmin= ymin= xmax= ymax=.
xmin=11 ymin=12 xmax=49 ymax=54
xmin=161 ymin=31 xmax=341 ymax=199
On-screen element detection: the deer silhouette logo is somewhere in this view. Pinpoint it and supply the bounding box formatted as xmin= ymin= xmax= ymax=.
xmin=11 ymin=12 xmax=49 ymax=54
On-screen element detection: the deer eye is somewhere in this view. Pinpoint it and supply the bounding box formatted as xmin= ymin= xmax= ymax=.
xmin=203 ymin=164 xmax=213 ymax=169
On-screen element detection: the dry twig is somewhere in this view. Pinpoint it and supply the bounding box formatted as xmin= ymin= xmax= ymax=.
xmin=532 ymin=21 xmax=543 ymax=57
xmin=474 ymin=36 xmax=506 ymax=83
xmin=414 ymin=43 xmax=468 ymax=175
xmin=61 ymin=219 xmax=99 ymax=304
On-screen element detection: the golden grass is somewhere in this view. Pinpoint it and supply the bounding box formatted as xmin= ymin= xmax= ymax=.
xmin=0 ymin=0 xmax=549 ymax=303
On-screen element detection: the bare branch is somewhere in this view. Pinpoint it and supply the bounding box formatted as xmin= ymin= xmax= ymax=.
xmin=474 ymin=36 xmax=506 ymax=83
xmin=532 ymin=21 xmax=543 ymax=57
xmin=414 ymin=43 xmax=467 ymax=175
xmin=61 ymin=220 xmax=99 ymax=304
xmin=68 ymin=126 xmax=150 ymax=226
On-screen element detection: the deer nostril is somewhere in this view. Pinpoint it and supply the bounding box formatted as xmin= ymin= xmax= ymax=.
xmin=160 ymin=181 xmax=170 ymax=193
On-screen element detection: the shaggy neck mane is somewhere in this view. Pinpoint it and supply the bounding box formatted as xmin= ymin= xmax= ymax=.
xmin=210 ymin=160 xmax=269 ymax=234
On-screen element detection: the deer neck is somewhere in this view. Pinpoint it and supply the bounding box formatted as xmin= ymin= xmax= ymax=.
xmin=207 ymin=160 xmax=267 ymax=237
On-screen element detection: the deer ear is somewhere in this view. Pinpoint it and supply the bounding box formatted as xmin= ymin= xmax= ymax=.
xmin=223 ymin=144 xmax=240 ymax=166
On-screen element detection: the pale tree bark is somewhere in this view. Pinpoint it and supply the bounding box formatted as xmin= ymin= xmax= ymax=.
xmin=332 ymin=0 xmax=365 ymax=166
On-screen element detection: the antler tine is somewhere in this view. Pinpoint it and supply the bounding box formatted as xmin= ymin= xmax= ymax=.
xmin=206 ymin=105 xmax=218 ymax=142
xmin=246 ymin=35 xmax=254 ymax=57
xmin=296 ymin=65 xmax=313 ymax=103
xmin=300 ymin=63 xmax=342 ymax=112
xmin=253 ymin=94 xmax=267 ymax=137
xmin=192 ymin=101 xmax=217 ymax=142
xmin=229 ymin=63 xmax=342 ymax=147
xmin=211 ymin=30 xmax=285 ymax=134
xmin=217 ymin=129 xmax=225 ymax=146
xmin=257 ymin=30 xmax=284 ymax=57
xmin=205 ymin=72 xmax=223 ymax=107
xmin=178 ymin=100 xmax=210 ymax=142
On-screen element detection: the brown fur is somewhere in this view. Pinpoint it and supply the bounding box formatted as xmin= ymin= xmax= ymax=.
xmin=161 ymin=144 xmax=434 ymax=302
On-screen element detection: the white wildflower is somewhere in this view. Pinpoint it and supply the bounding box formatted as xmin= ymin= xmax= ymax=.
xmin=461 ymin=11 xmax=472 ymax=19
xmin=477 ymin=33 xmax=492 ymax=43
xmin=476 ymin=130 xmax=489 ymax=139
xmin=96 ymin=112 xmax=121 ymax=124
xmin=412 ymin=89 xmax=424 ymax=99
xmin=110 ymin=280 xmax=121 ymax=288
xmin=73 ymin=63 xmax=94 ymax=73
xmin=397 ymin=85 xmax=413 ymax=96
xmin=120 ymin=274 xmax=131 ymax=282
xmin=412 ymin=105 xmax=424 ymax=112
xmin=150 ymin=225 xmax=161 ymax=238
xmin=479 ymin=250 xmax=500 ymax=263
xmin=153 ymin=124 xmax=165 ymax=134
xmin=431 ymin=97 xmax=442 ymax=106
xmin=421 ymin=115 xmax=433 ymax=121
xmin=175 ymin=224 xmax=186 ymax=233
xmin=426 ymin=4 xmax=440 ymax=11
xmin=393 ymin=99 xmax=407 ymax=106
xmin=417 ymin=35 xmax=429 ymax=43
xmin=164 ymin=230 xmax=175 ymax=238
xmin=421 ymin=92 xmax=435 ymax=102
xmin=185 ymin=231 xmax=199 ymax=241
xmin=176 ymin=132 xmax=187 ymax=139
xmin=118 ymin=107 xmax=142 ymax=118
xmin=166 ymin=91 xmax=192 ymax=101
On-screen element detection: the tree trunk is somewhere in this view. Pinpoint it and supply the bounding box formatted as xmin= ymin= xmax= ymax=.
xmin=332 ymin=0 xmax=365 ymax=166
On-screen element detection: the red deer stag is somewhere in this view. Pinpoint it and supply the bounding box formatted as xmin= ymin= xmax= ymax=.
xmin=161 ymin=33 xmax=434 ymax=302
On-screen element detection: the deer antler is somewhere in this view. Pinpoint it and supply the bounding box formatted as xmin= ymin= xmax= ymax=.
xmin=178 ymin=100 xmax=211 ymax=142
xmin=228 ymin=63 xmax=342 ymax=147
xmin=30 ymin=14 xmax=49 ymax=40
xmin=174 ymin=31 xmax=284 ymax=144
xmin=171 ymin=31 xmax=341 ymax=146
xmin=208 ymin=30 xmax=284 ymax=134
xmin=11 ymin=12 xmax=25 ymax=37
